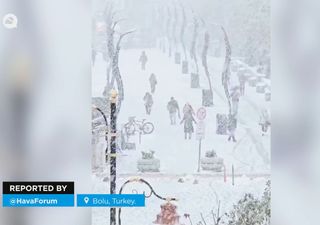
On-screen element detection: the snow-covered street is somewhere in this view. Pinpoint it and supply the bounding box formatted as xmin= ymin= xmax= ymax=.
xmin=91 ymin=48 xmax=270 ymax=225
xmin=93 ymin=48 xmax=270 ymax=175
xmin=92 ymin=0 xmax=270 ymax=224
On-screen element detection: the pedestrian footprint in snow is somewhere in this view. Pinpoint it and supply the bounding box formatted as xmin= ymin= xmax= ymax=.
xmin=180 ymin=103 xmax=197 ymax=139
xmin=143 ymin=92 xmax=153 ymax=115
xmin=139 ymin=51 xmax=148 ymax=70
xmin=167 ymin=97 xmax=180 ymax=125
xmin=149 ymin=73 xmax=157 ymax=94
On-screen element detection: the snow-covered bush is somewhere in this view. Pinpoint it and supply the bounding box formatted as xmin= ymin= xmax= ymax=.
xmin=141 ymin=150 xmax=155 ymax=159
xmin=225 ymin=181 xmax=270 ymax=225
xmin=205 ymin=150 xmax=217 ymax=158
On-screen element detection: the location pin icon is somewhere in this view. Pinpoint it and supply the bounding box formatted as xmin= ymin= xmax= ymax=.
xmin=84 ymin=197 xmax=89 ymax=204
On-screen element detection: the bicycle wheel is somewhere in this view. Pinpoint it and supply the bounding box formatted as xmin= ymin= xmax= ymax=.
xmin=142 ymin=122 xmax=154 ymax=134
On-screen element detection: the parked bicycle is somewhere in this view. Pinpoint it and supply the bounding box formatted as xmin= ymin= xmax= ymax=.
xmin=124 ymin=116 xmax=154 ymax=143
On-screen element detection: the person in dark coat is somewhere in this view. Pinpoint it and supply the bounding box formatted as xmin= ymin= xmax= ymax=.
xmin=227 ymin=114 xmax=237 ymax=142
xmin=238 ymin=73 xmax=246 ymax=96
xmin=143 ymin=92 xmax=153 ymax=115
xmin=149 ymin=73 xmax=157 ymax=94
xmin=182 ymin=103 xmax=195 ymax=116
xmin=230 ymin=86 xmax=241 ymax=116
xmin=167 ymin=97 xmax=180 ymax=125
xmin=180 ymin=107 xmax=197 ymax=140
xmin=259 ymin=109 xmax=270 ymax=136
xmin=139 ymin=51 xmax=148 ymax=70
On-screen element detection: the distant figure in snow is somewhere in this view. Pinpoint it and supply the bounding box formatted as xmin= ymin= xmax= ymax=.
xmin=238 ymin=73 xmax=246 ymax=96
xmin=143 ymin=92 xmax=153 ymax=115
xmin=259 ymin=109 xmax=270 ymax=136
xmin=227 ymin=114 xmax=237 ymax=142
xmin=230 ymin=86 xmax=241 ymax=116
xmin=92 ymin=49 xmax=97 ymax=66
xmin=181 ymin=104 xmax=197 ymax=139
xmin=139 ymin=51 xmax=148 ymax=70
xmin=149 ymin=73 xmax=157 ymax=94
xmin=167 ymin=97 xmax=180 ymax=125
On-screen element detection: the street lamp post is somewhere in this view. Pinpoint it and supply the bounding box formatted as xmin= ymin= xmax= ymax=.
xmin=92 ymin=106 xmax=109 ymax=163
xmin=109 ymin=90 xmax=118 ymax=225
xmin=117 ymin=177 xmax=178 ymax=225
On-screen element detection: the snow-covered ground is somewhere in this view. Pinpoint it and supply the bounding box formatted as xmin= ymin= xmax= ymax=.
xmin=91 ymin=48 xmax=270 ymax=224
xmin=92 ymin=174 xmax=268 ymax=225
xmin=92 ymin=48 xmax=270 ymax=175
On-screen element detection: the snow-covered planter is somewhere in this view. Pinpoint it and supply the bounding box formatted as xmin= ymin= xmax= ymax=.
xmin=202 ymin=89 xmax=213 ymax=107
xmin=175 ymin=52 xmax=181 ymax=64
xmin=216 ymin=113 xmax=228 ymax=135
xmin=201 ymin=150 xmax=224 ymax=172
xmin=248 ymin=77 xmax=258 ymax=87
xmin=191 ymin=73 xmax=200 ymax=88
xmin=137 ymin=150 xmax=160 ymax=172
xmin=256 ymin=83 xmax=266 ymax=93
xmin=182 ymin=61 xmax=188 ymax=74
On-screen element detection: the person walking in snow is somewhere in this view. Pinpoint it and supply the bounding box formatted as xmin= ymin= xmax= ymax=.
xmin=167 ymin=97 xmax=180 ymax=125
xmin=230 ymin=86 xmax=241 ymax=116
xmin=143 ymin=92 xmax=153 ymax=115
xmin=139 ymin=51 xmax=148 ymax=70
xmin=227 ymin=114 xmax=237 ymax=142
xmin=149 ymin=73 xmax=157 ymax=94
xmin=182 ymin=103 xmax=195 ymax=116
xmin=238 ymin=73 xmax=246 ymax=96
xmin=180 ymin=104 xmax=197 ymax=139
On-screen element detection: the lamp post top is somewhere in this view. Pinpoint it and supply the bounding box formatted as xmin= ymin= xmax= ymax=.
xmin=110 ymin=89 xmax=118 ymax=103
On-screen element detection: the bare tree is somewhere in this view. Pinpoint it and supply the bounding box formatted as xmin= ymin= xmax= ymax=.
xmin=166 ymin=6 xmax=172 ymax=57
xmin=104 ymin=1 xmax=116 ymax=91
xmin=221 ymin=26 xmax=232 ymax=115
xmin=190 ymin=16 xmax=199 ymax=74
xmin=172 ymin=4 xmax=178 ymax=52
xmin=201 ymin=31 xmax=213 ymax=94
xmin=180 ymin=3 xmax=187 ymax=61
xmin=110 ymin=29 xmax=134 ymax=114
xmin=103 ymin=1 xmax=134 ymax=114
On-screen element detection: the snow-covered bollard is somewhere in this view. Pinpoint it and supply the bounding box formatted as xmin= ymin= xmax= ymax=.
xmin=153 ymin=202 xmax=183 ymax=225
xmin=137 ymin=150 xmax=160 ymax=172
xmin=248 ymin=76 xmax=258 ymax=87
xmin=201 ymin=150 xmax=224 ymax=172
xmin=256 ymin=82 xmax=267 ymax=93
